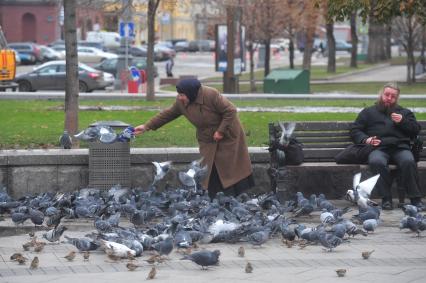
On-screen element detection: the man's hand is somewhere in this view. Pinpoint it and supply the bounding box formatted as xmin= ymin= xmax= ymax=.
xmin=134 ymin=124 xmax=148 ymax=135
xmin=213 ymin=131 xmax=224 ymax=142
xmin=391 ymin=113 xmax=403 ymax=123
xmin=365 ymin=136 xmax=381 ymax=146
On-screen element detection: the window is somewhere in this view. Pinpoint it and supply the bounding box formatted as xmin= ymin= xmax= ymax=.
xmin=38 ymin=65 xmax=58 ymax=74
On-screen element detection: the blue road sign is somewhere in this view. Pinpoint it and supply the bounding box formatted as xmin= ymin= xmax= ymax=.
xmin=119 ymin=22 xmax=135 ymax=38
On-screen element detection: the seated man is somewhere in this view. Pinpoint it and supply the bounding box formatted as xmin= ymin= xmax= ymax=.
xmin=350 ymin=83 xmax=424 ymax=210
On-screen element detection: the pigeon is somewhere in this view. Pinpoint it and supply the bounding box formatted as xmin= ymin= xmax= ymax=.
xmin=181 ymin=249 xmax=221 ymax=270
xmin=101 ymin=240 xmax=136 ymax=258
xmin=363 ymin=219 xmax=379 ymax=233
xmin=152 ymin=161 xmax=172 ymax=185
xmin=30 ymin=256 xmax=39 ymax=269
xmin=152 ymin=237 xmax=173 ymax=256
xmin=318 ymin=231 xmax=343 ymax=252
xmin=147 ymin=266 xmax=156 ymax=279
xmin=65 ymin=236 xmax=99 ymax=251
xmin=247 ymin=229 xmax=270 ymax=247
xmin=99 ymin=126 xmax=117 ymax=144
xmin=238 ymin=246 xmax=245 ymax=257
xmin=64 ymin=251 xmax=76 ymax=261
xmin=59 ymin=130 xmax=72 ymax=149
xmin=245 ymin=262 xmax=253 ymax=273
xmin=178 ymin=158 xmax=208 ymax=192
xmin=43 ymin=225 xmax=67 ymax=243
xmin=346 ymin=173 xmax=380 ymax=209
xmin=402 ymin=204 xmax=419 ymax=217
xmin=278 ymin=122 xmax=296 ymax=146
xmin=362 ymin=250 xmax=374 ymax=259
xmin=74 ymin=126 xmax=100 ymax=141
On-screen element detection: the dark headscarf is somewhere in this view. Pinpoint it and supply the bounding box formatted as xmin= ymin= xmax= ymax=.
xmin=176 ymin=78 xmax=201 ymax=103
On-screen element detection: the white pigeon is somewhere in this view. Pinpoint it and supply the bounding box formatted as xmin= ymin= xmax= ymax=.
xmin=208 ymin=219 xmax=240 ymax=237
xmin=278 ymin=122 xmax=296 ymax=146
xmin=178 ymin=158 xmax=208 ymax=192
xmin=100 ymin=240 xmax=136 ymax=258
xmin=345 ymin=173 xmax=380 ymax=209
xmin=152 ymin=161 xmax=172 ymax=185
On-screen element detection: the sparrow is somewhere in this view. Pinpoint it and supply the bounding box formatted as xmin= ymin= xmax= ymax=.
xmin=245 ymin=262 xmax=253 ymax=273
xmin=16 ymin=255 xmax=28 ymax=265
xmin=28 ymin=231 xmax=35 ymax=238
xmin=335 ymin=269 xmax=346 ymax=277
xmin=127 ymin=250 xmax=136 ymax=261
xmin=34 ymin=242 xmax=46 ymax=253
xmin=145 ymin=254 xmax=160 ymax=264
xmin=238 ymin=246 xmax=245 ymax=257
xmin=10 ymin=253 xmax=23 ymax=261
xmin=83 ymin=251 xmax=90 ymax=261
xmin=147 ymin=266 xmax=156 ymax=279
xmin=30 ymin=256 xmax=39 ymax=269
xmin=22 ymin=242 xmax=31 ymax=251
xmin=64 ymin=251 xmax=76 ymax=261
xmin=361 ymin=250 xmax=375 ymax=260
xmin=126 ymin=262 xmax=139 ymax=271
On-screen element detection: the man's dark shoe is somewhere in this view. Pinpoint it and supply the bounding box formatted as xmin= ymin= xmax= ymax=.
xmin=410 ymin=198 xmax=424 ymax=211
xmin=381 ymin=199 xmax=393 ymax=210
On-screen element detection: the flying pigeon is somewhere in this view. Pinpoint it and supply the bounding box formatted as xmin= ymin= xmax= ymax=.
xmin=152 ymin=161 xmax=172 ymax=185
xmin=278 ymin=122 xmax=296 ymax=146
xmin=346 ymin=173 xmax=380 ymax=209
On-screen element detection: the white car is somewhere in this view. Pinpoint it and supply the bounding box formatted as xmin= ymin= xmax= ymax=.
xmin=56 ymin=46 xmax=117 ymax=63
xmin=76 ymin=46 xmax=117 ymax=63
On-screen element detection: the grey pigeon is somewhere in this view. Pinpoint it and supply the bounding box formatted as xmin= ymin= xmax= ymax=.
xmin=152 ymin=236 xmax=173 ymax=256
xmin=181 ymin=249 xmax=220 ymax=270
xmin=318 ymin=231 xmax=343 ymax=252
xmin=43 ymin=225 xmax=67 ymax=243
xmin=406 ymin=216 xmax=426 ymax=236
xmin=363 ymin=219 xmax=379 ymax=233
xmin=65 ymin=235 xmax=99 ymax=251
xmin=402 ymin=204 xmax=419 ymax=217
xmin=59 ymin=130 xmax=72 ymax=149
xmin=74 ymin=127 xmax=99 ymax=142
xmin=247 ymin=228 xmax=270 ymax=246
xmin=98 ymin=126 xmax=117 ymax=143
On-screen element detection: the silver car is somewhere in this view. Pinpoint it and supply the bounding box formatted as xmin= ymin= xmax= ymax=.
xmin=15 ymin=60 xmax=114 ymax=92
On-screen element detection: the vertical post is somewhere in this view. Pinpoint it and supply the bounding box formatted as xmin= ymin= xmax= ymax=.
xmin=115 ymin=0 xmax=132 ymax=90
xmin=223 ymin=5 xmax=239 ymax=94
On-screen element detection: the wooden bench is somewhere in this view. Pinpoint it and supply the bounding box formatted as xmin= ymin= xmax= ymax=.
xmin=268 ymin=121 xmax=426 ymax=201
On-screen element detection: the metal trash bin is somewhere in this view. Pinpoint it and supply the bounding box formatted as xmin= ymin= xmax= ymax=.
xmin=88 ymin=120 xmax=131 ymax=189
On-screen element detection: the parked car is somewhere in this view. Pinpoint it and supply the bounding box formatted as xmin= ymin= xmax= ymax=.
xmin=188 ymin=40 xmax=212 ymax=52
xmin=15 ymin=60 xmax=114 ymax=92
xmin=93 ymin=57 xmax=158 ymax=78
xmin=154 ymin=44 xmax=176 ymax=60
xmin=78 ymin=41 xmax=108 ymax=52
xmin=174 ymin=41 xmax=189 ymax=52
xmin=39 ymin=45 xmax=62 ymax=62
xmin=7 ymin=42 xmax=43 ymax=64
xmin=115 ymin=45 xmax=148 ymax=57
xmin=10 ymin=49 xmax=34 ymax=65
xmin=322 ymin=39 xmax=353 ymax=55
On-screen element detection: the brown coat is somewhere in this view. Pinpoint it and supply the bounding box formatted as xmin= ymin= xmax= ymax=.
xmin=145 ymin=86 xmax=252 ymax=189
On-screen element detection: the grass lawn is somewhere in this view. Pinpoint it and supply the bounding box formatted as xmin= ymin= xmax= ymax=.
xmin=163 ymin=81 xmax=426 ymax=94
xmin=2 ymin=99 xmax=426 ymax=149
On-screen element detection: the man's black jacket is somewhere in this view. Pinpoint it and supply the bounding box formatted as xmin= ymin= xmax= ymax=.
xmin=350 ymin=103 xmax=421 ymax=150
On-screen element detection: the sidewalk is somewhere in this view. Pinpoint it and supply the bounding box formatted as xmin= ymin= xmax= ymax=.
xmin=1 ymin=201 xmax=425 ymax=283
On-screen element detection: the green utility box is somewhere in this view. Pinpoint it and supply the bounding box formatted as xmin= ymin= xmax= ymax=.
xmin=263 ymin=69 xmax=310 ymax=94
xmin=357 ymin=53 xmax=367 ymax=61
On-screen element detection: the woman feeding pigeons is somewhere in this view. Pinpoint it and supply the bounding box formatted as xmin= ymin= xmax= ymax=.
xmin=134 ymin=78 xmax=254 ymax=200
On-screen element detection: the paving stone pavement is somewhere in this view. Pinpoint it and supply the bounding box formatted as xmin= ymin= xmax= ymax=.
xmin=0 ymin=205 xmax=425 ymax=283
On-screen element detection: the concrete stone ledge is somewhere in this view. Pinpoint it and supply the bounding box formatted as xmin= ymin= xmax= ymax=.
xmin=1 ymin=148 xmax=424 ymax=199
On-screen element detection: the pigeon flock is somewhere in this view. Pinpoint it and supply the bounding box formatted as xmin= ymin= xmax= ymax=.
xmin=1 ymin=159 xmax=425 ymax=277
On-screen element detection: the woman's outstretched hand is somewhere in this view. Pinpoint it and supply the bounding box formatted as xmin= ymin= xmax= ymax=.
xmin=134 ymin=124 xmax=148 ymax=135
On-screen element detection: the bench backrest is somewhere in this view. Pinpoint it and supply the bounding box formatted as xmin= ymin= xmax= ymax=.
xmin=269 ymin=121 xmax=426 ymax=162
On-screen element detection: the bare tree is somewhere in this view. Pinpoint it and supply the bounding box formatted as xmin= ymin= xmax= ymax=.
xmin=63 ymin=0 xmax=79 ymax=147
xmin=393 ymin=15 xmax=423 ymax=83
xmin=350 ymin=12 xmax=358 ymax=68
xmin=146 ymin=0 xmax=161 ymax=101
xmin=302 ymin=1 xmax=318 ymax=70
xmin=282 ymin=0 xmax=304 ymax=69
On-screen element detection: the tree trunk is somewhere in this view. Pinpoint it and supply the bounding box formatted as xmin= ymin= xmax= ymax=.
xmin=303 ymin=30 xmax=314 ymax=70
xmin=248 ymin=41 xmax=256 ymax=92
xmin=326 ymin=22 xmax=335 ymax=73
xmin=146 ymin=0 xmax=160 ymax=101
xmin=264 ymin=38 xmax=271 ymax=77
xmin=367 ymin=1 xmax=387 ymax=64
xmin=406 ymin=16 xmax=415 ymax=83
xmin=63 ymin=0 xmax=79 ymax=147
xmin=350 ymin=12 xmax=358 ymax=68
xmin=289 ymin=33 xmax=295 ymax=69
xmin=385 ymin=24 xmax=392 ymax=59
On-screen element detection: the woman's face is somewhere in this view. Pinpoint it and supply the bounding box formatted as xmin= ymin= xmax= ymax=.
xmin=177 ymin=93 xmax=189 ymax=106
